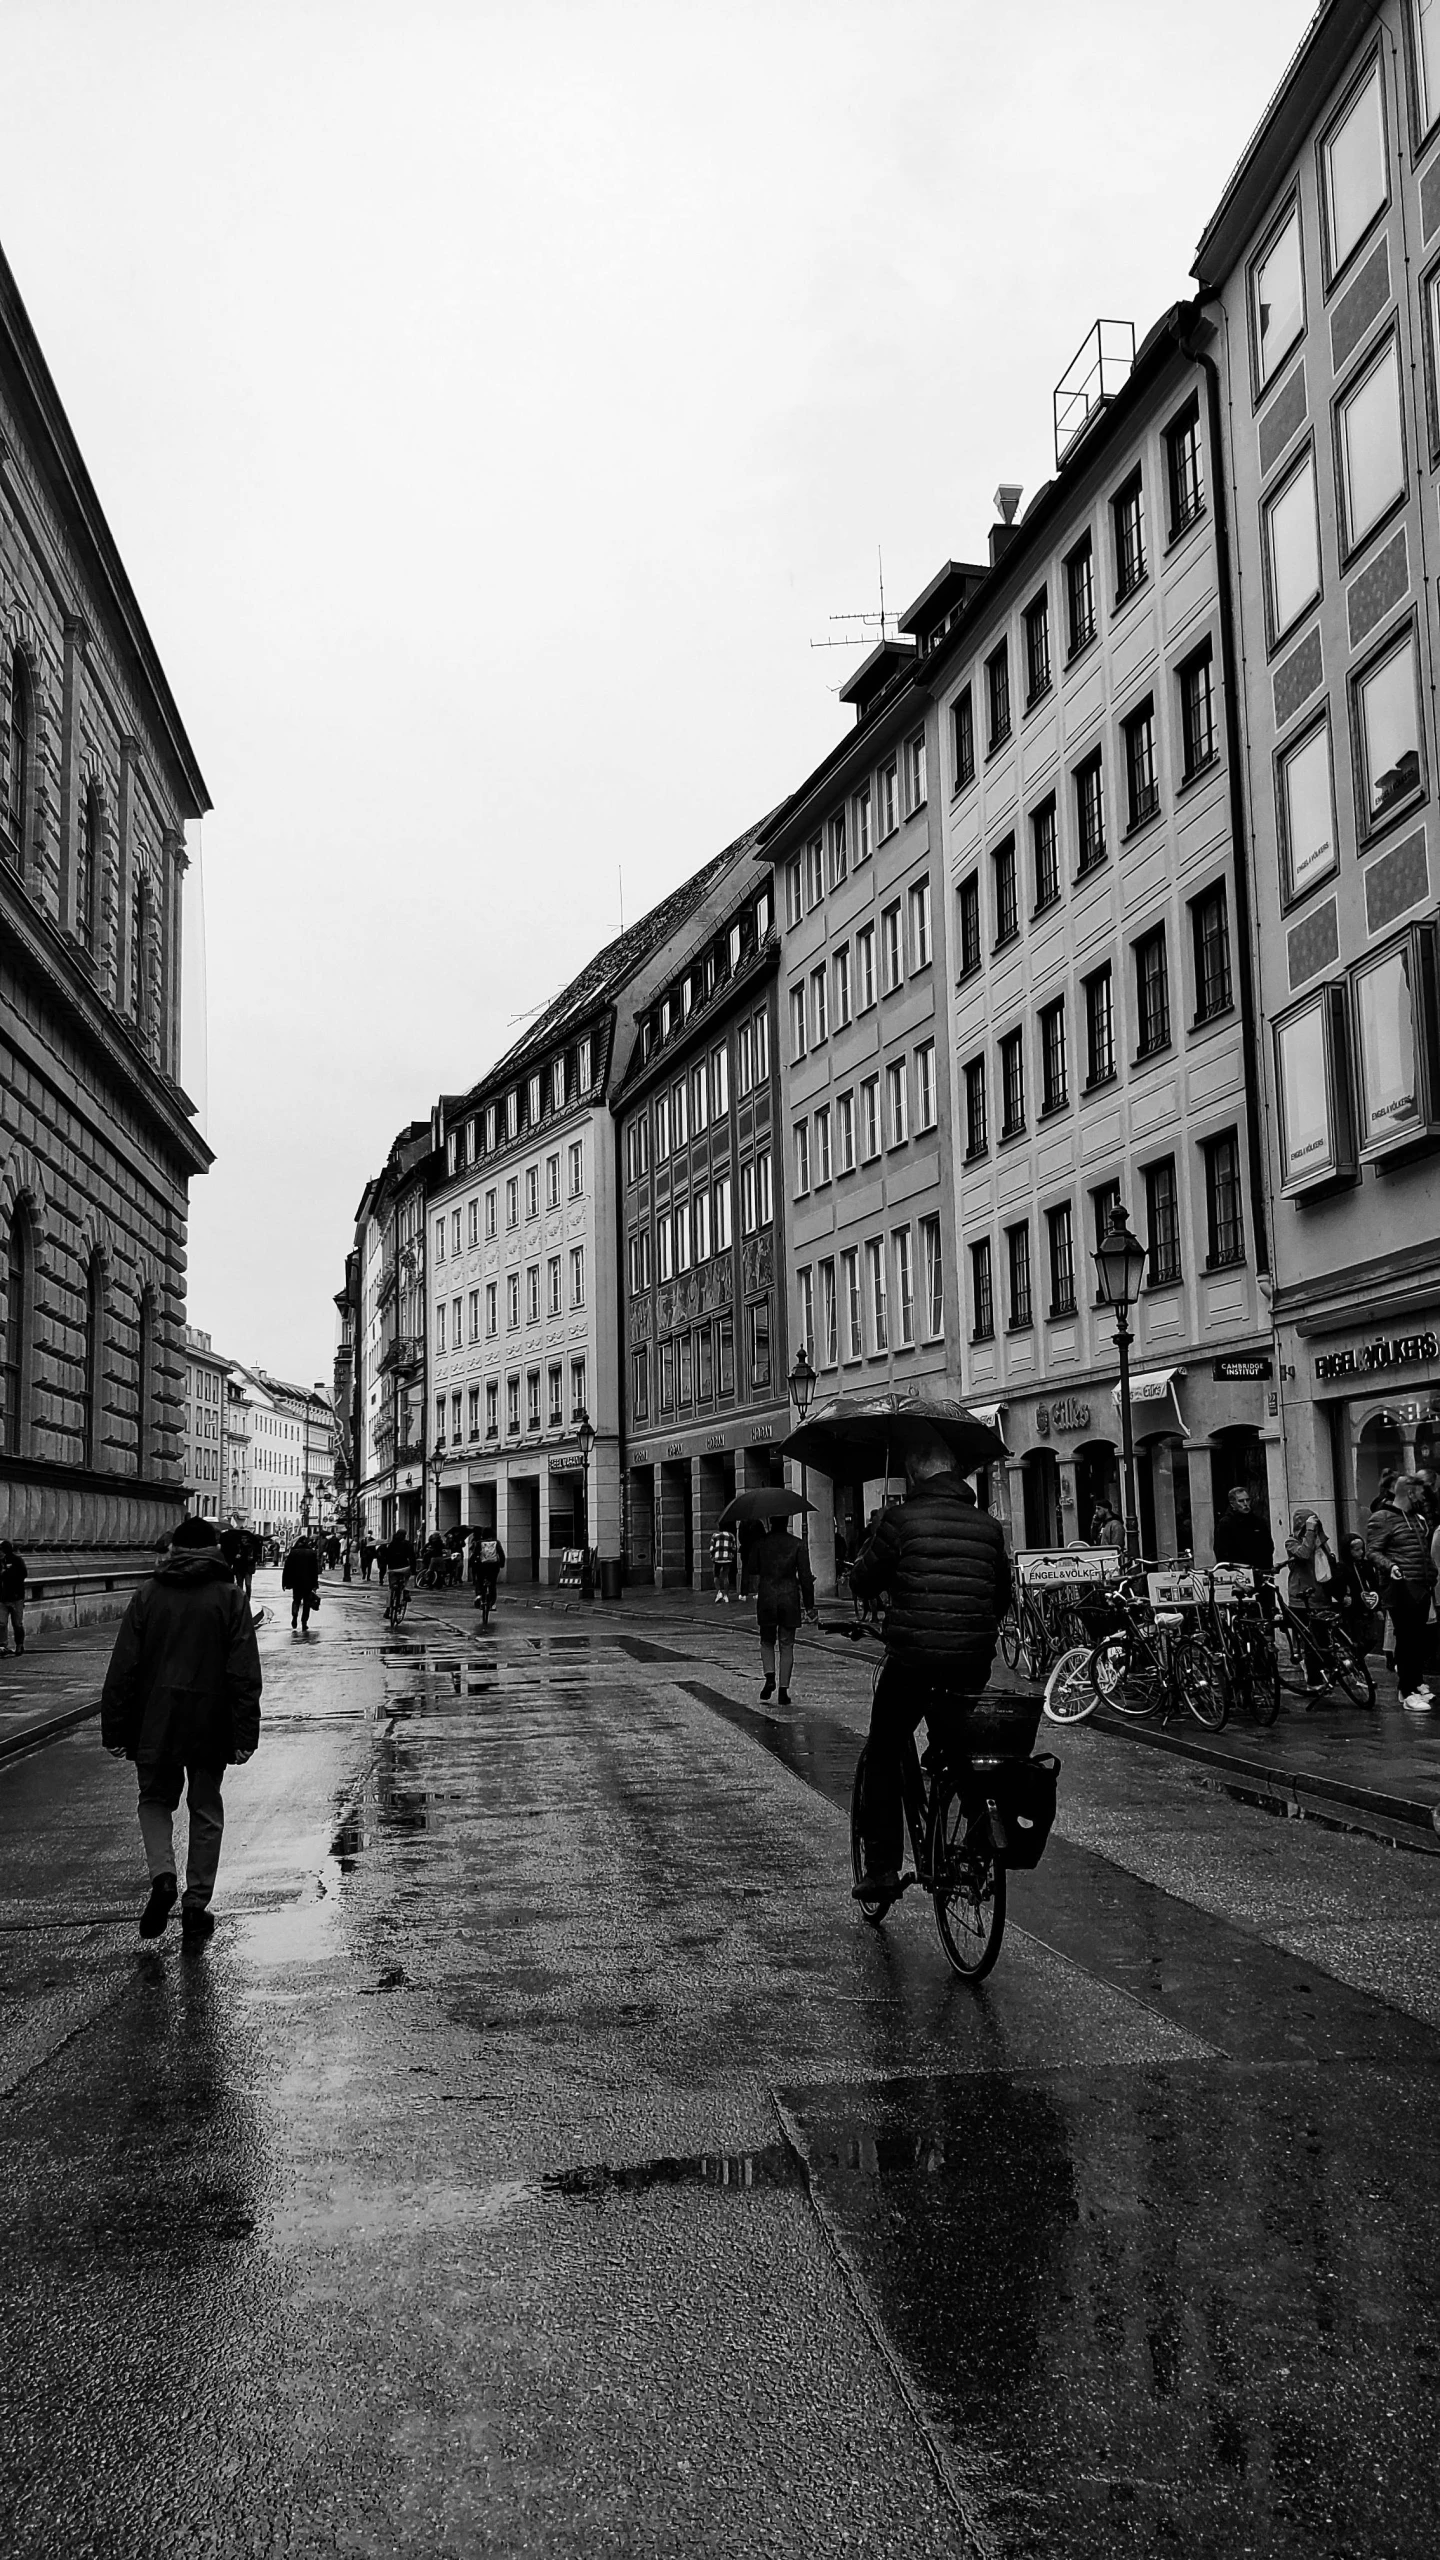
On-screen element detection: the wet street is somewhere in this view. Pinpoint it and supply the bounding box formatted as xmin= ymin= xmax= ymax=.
xmin=3 ymin=1575 xmax=1440 ymax=2558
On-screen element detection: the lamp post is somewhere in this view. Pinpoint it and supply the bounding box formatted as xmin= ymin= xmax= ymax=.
xmin=787 ymin=1345 xmax=817 ymax=1564
xmin=576 ymin=1408 xmax=596 ymax=1599
xmin=1093 ymin=1202 xmax=1149 ymax=1565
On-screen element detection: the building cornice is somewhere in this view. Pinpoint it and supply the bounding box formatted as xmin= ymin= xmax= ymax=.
xmin=1192 ymin=1 xmax=1361 ymax=288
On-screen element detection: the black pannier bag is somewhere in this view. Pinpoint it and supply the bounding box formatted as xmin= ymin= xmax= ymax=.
xmin=986 ymin=1753 xmax=1060 ymax=1869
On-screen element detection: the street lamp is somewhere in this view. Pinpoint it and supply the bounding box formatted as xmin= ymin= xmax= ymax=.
xmin=787 ymin=1345 xmax=817 ymax=1563
xmin=576 ymin=1408 xmax=596 ymax=1598
xmin=1093 ymin=1202 xmax=1149 ymax=1564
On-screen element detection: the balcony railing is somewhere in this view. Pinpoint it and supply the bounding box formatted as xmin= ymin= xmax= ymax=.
xmin=1054 ymin=319 xmax=1136 ymax=468
xmin=378 ymin=1332 xmax=423 ymax=1376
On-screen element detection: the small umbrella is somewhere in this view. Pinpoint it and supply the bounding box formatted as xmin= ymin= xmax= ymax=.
xmin=718 ymin=1488 xmax=815 ymax=1528
xmin=781 ymin=1392 xmax=1005 ymax=1481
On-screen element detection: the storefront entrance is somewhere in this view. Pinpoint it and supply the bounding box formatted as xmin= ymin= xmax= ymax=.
xmin=627 ymin=1467 xmax=656 ymax=1584
xmin=1331 ymin=1387 xmax=1440 ymax=1533
xmin=1020 ymin=1449 xmax=1062 ymax=1548
xmin=659 ymin=1458 xmax=694 ymax=1588
xmin=1075 ymin=1440 xmax=1119 ymax=1543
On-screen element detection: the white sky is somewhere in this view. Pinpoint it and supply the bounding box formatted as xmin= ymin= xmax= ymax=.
xmin=2 ymin=0 xmax=1310 ymax=1387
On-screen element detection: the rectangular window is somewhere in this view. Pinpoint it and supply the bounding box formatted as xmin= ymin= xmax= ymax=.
xmin=992 ymin=836 xmax=1019 ymax=944
xmin=885 ymin=1058 xmax=908 ymax=1147
xmin=525 ymin=1165 xmax=539 ymax=1221
xmin=1278 ymin=717 xmax=1336 ymax=899
xmin=658 ymin=1217 xmax=674 ymax=1283
xmin=1085 ymin=965 xmax=1115 ymax=1086
xmin=507 ymin=1375 xmax=520 ymax=1434
xmin=842 ymin=1248 xmax=863 ymax=1359
xmin=793 ymin=1121 xmax=810 ymax=1196
xmin=756 ymin=1150 xmax=773 ymax=1226
xmin=1418 ymin=0 xmax=1440 ymax=135
xmin=1066 ymin=536 xmax=1096 ymax=656
xmin=1323 ymin=60 xmax=1386 ymax=278
xmin=1355 ymin=626 xmax=1424 ymax=831
xmin=905 ymin=729 xmax=926 ymax=812
xmin=829 ymin=808 xmax=848 ymax=886
xmin=970 ymin=1237 xmax=994 ymax=1341
xmin=568 ymin=1140 xmax=584 ymax=1198
xmin=920 ymin=1215 xmax=943 ymax=1339
xmin=677 ymin=1331 xmax=693 ymax=1408
xmin=909 ymin=878 xmax=931 ymax=968
xmin=628 ymin=1236 xmax=643 ymax=1295
xmin=713 ymin=1175 xmax=732 ymax=1250
xmin=485 ymin=1106 xmax=497 ymax=1153
xmin=1047 ymin=1202 xmax=1076 ymax=1316
xmin=1253 ymin=198 xmax=1304 ymax=389
xmin=1166 ymin=399 xmax=1204 ymax=537
xmin=856 ymin=924 xmax=876 ymax=1010
xmin=486 ymin=1280 xmax=498 ymax=1336
xmin=655 ymin=1091 xmax=672 ymax=1158
xmin=631 ymin=1349 xmax=649 ymax=1422
xmin=1039 ymin=997 xmax=1068 ymax=1113
xmin=1124 ymin=699 xmax=1159 ymax=829
xmin=855 ymin=784 xmax=872 ymax=863
xmin=1203 ymin=1130 xmax=1245 ymax=1267
xmin=1075 ymin=751 xmax=1106 ymax=873
xmin=805 ymin=833 xmax=825 ymax=908
xmin=486 ymin=1378 xmax=499 ymax=1438
xmin=1135 ymin=926 xmax=1171 ymax=1056
xmin=833 ymin=944 xmax=851 ymax=1027
xmin=468 ymin=1198 xmax=479 ymax=1247
xmin=893 ymin=1226 xmax=915 ymax=1347
xmin=711 ymin=1044 xmax=729 ymax=1117
xmin=468 ymin=1384 xmax=481 ymax=1440
xmin=716 ymin=1314 xmax=735 ymax=1396
xmin=552 ymin=1058 xmax=565 ymax=1113
xmin=672 ymin=1080 xmax=689 ymax=1147
xmin=450 ymin=1208 xmax=462 ymax=1256
xmin=748 ymin=1297 xmax=772 ymax=1389
xmin=957 ymin=874 xmax=982 ymax=976
xmin=1024 ymin=590 xmax=1051 ymax=703
xmin=789 ymin=984 xmax=807 ymax=1062
xmin=882 ymin=901 xmax=903 ymax=991
xmin=999 ymin=1027 xmax=1025 ymax=1138
xmin=837 ymin=1090 xmax=855 ymax=1171
xmin=964 ymin=1055 xmax=988 ymax=1159
xmin=570 ymin=1357 xmax=587 ymax=1423
xmin=860 ymin=1074 xmax=881 ymax=1161
xmin=506 ymin=1091 xmax=519 ymax=1140
xmin=436 ymin=1303 xmax=446 ymax=1353
xmin=697 ymin=1324 xmax=713 ymax=1400
xmin=952 ymin=687 xmax=975 ymax=789
xmin=915 ymin=1039 xmax=936 ymax=1131
xmin=468 ymin=1288 xmax=480 ymax=1343
xmin=526 ymin=1266 xmax=539 ymax=1324
xmin=436 ymin=1392 xmax=447 ymax=1441
xmin=570 ymin=1245 xmax=585 ymax=1306
xmin=659 ymin=1340 xmax=675 ymax=1412
xmin=797 ymin=1266 xmax=815 ymax=1359
xmin=753 ymin=1008 xmax=769 ymax=1082
xmin=435 ymin=1218 xmax=446 ymax=1264
xmin=1191 ymin=884 xmax=1232 ymax=1021
xmin=1006 ymin=1222 xmax=1033 ymax=1328
xmin=785 ymin=855 xmax=804 ymax=928
xmin=548 ymin=1363 xmax=563 ymax=1427
xmin=1266 ymin=449 xmax=1320 ymax=642
xmin=1144 ymin=1157 xmax=1182 ymax=1284
xmin=1031 ymin=797 xmax=1059 ymax=911
xmin=740 ymin=1160 xmax=757 ymax=1235
xmin=820 ymin=1257 xmax=838 ymax=1366
xmin=810 ymin=962 xmax=828 ymax=1044
xmin=1180 ymin=642 xmax=1217 ymax=780
xmin=880 ymin=760 xmax=899 ymax=836
xmin=866 ymin=1238 xmax=888 ymax=1352
xmin=1339 ymin=334 xmax=1405 ymax=555
xmin=527 ymin=1073 xmax=542 ymax=1128
xmin=1113 ymin=472 xmax=1147 ymax=598
xmin=506 ymin=1176 xmax=519 ymax=1229
xmin=986 ymin=643 xmax=1011 ymax=751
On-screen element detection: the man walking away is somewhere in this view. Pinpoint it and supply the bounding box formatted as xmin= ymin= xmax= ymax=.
xmin=360 ymin=1537 xmax=376 ymax=1584
xmin=750 ymin=1523 xmax=815 ymax=1704
xmin=0 ymin=1539 xmax=27 ymax=1655
xmin=849 ymin=1434 xmax=1012 ymax=1906
xmin=101 ymin=1515 xmax=262 ymax=1941
xmin=1366 ymin=1476 xmax=1437 ymax=1711
xmin=283 ymin=1534 xmax=321 ymax=1632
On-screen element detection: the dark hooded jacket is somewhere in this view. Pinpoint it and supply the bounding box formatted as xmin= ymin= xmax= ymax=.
xmin=849 ymin=1476 xmax=1012 ymax=1681
xmin=100 ymin=1551 xmax=263 ymax=1767
xmin=282 ymin=1542 xmax=320 ymax=1596
xmin=750 ymin=1529 xmax=815 ymax=1629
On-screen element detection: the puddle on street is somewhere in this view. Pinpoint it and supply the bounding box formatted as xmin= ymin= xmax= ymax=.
xmin=545 ymin=2142 xmax=803 ymax=2202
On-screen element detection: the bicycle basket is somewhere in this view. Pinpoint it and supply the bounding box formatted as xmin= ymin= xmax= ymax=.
xmin=943 ymin=1689 xmax=1043 ymax=1760
xmin=988 ymin=1753 xmax=1060 ymax=1869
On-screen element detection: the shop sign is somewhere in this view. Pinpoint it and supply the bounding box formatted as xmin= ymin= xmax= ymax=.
xmin=750 ymin=1424 xmax=774 ymax=1442
xmin=666 ymin=1442 xmax=684 ymax=1458
xmin=1035 ymin=1396 xmax=1091 ymax=1436
xmin=1212 ymin=1357 xmax=1273 ymax=1381
xmin=631 ymin=1446 xmax=650 ymax=1466
xmin=704 ymin=1433 xmax=729 ymax=1451
xmin=1315 ymin=1330 xmax=1439 ymax=1382
xmin=1015 ymin=1547 xmax=1123 ymax=1588
xmin=549 ymin=1452 xmax=585 ymax=1473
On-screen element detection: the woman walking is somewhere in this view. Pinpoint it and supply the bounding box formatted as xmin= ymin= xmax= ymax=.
xmin=751 ymin=1523 xmax=815 ymax=1706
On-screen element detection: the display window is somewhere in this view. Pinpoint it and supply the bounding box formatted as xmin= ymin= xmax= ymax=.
xmin=1349 ymin=925 xmax=1440 ymax=1155
xmin=1273 ymin=986 xmax=1354 ymax=1190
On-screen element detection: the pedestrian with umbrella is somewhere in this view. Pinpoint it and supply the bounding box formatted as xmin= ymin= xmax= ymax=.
xmin=719 ymin=1489 xmax=815 ymax=1703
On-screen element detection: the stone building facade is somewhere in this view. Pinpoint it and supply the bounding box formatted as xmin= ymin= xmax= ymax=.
xmin=0 ymin=239 xmax=210 ymax=1561
xmin=354 ymin=1125 xmax=432 ymax=1551
xmin=181 ymin=1324 xmax=231 ymax=1521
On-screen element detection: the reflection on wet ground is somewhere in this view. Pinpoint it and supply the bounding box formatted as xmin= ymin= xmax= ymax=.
xmin=545 ymin=2143 xmax=804 ymax=2201
xmin=781 ymin=2064 xmax=1440 ymax=2557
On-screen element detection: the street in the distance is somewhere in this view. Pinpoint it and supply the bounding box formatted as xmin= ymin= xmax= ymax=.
xmin=2 ymin=1571 xmax=1439 ymax=2559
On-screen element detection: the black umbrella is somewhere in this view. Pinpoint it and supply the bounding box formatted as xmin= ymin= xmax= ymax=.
xmin=780 ymin=1392 xmax=1005 ymax=1480
xmin=717 ymin=1488 xmax=815 ymax=1528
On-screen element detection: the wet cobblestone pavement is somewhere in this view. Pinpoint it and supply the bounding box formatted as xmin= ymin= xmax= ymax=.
xmin=2 ymin=1571 xmax=1439 ymax=2554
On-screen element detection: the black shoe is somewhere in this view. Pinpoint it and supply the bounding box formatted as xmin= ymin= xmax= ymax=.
xmin=181 ymin=1906 xmax=215 ymax=1943
xmin=760 ymin=1676 xmax=775 ymax=1701
xmin=139 ymin=1873 xmax=178 ymax=1938
xmin=777 ymin=1688 xmax=790 ymax=1705
xmin=853 ymin=1868 xmax=901 ymax=1909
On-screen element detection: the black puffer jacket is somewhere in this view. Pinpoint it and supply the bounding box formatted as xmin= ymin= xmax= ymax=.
xmin=101 ymin=1551 xmax=263 ymax=1767
xmin=849 ymin=1477 xmax=1012 ymax=1679
xmin=1366 ymin=1502 xmax=1436 ymax=1590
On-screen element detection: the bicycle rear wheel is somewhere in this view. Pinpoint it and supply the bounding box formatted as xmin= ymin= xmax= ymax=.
xmin=849 ymin=1747 xmax=887 ymax=1929
xmin=1241 ymin=1625 xmax=1280 ymax=1726
xmin=999 ymin=1605 xmax=1021 ymax=1671
xmin=929 ymin=1781 xmax=1005 ymax=1980
xmin=1043 ymin=1643 xmax=1099 ymax=1724
xmin=1328 ymin=1625 xmax=1376 ymax=1708
xmin=1179 ymin=1636 xmax=1229 ymax=1730
xmin=1094 ymin=1632 xmax=1162 ymax=1719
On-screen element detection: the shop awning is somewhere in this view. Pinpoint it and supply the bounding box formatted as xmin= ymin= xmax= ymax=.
xmin=965 ymin=1402 xmax=1010 ymax=1450
xmin=1112 ymin=1367 xmax=1188 ymax=1438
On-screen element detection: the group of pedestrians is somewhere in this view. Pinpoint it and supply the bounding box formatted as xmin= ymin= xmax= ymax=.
xmin=1211 ymin=1474 xmax=1440 ymax=1711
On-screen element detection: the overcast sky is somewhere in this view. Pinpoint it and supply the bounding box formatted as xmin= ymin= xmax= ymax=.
xmin=3 ymin=0 xmax=1309 ymax=1389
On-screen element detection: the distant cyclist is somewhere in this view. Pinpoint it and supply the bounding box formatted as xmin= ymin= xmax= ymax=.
xmin=848 ymin=1432 xmax=1011 ymax=1910
xmin=384 ymin=1527 xmax=415 ymax=1623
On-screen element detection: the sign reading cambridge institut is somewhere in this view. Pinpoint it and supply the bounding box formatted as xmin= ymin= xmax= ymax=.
xmin=1315 ymin=1333 xmax=1440 ymax=1384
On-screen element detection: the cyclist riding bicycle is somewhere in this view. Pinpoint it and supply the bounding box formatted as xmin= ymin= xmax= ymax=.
xmin=847 ymin=1431 xmax=1013 ymax=1910
xmin=385 ymin=1527 xmax=415 ymax=1616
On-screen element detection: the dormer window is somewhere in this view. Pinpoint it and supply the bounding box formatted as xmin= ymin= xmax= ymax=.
xmin=661 ymin=997 xmax=673 ymax=1039
xmin=641 ymin=1020 xmax=654 ymax=1061
xmin=528 ymin=1073 xmax=542 ymax=1124
xmin=682 ymin=977 xmax=693 ymax=1019
xmin=506 ymin=1091 xmax=519 ymax=1140
xmin=485 ymin=1105 xmax=497 ymax=1151
xmin=729 ymin=923 xmax=742 ymax=969
xmin=578 ymin=1034 xmax=592 ymax=1087
xmin=756 ymin=888 xmax=772 ymax=937
xmin=552 ymin=1059 xmax=565 ymax=1111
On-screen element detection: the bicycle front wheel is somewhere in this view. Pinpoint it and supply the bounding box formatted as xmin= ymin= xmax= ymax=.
xmin=1179 ymin=1637 xmax=1229 ymax=1730
xmin=999 ymin=1606 xmax=1021 ymax=1671
xmin=1094 ymin=1633 xmax=1161 ymax=1719
xmin=850 ymin=1747 xmax=887 ymax=1929
xmin=929 ymin=1782 xmax=1005 ymax=1980
xmin=1328 ymin=1625 xmax=1376 ymax=1708
xmin=1043 ymin=1643 xmax=1099 ymax=1724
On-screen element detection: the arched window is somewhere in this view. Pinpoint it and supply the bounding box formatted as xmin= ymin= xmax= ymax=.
xmin=136 ymin=1287 xmax=155 ymax=1474
xmin=80 ymin=1255 xmax=106 ymax=1466
xmin=77 ymin=785 xmax=99 ymax=951
xmin=6 ymin=651 xmax=30 ymax=869
xmin=130 ymin=872 xmax=150 ymax=1030
xmin=2 ymin=1208 xmax=30 ymax=1454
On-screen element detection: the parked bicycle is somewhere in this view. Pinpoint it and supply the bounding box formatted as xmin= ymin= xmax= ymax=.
xmin=833 ymin=1623 xmax=1058 ymax=1982
xmin=1272 ymin=1571 xmax=1376 ymax=1708
xmin=1042 ymin=1570 xmax=1227 ymax=1730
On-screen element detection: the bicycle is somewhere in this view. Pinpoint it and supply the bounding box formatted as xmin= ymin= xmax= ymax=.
xmin=384 ymin=1572 xmax=411 ymax=1628
xmin=1272 ymin=1576 xmax=1376 ymax=1708
xmin=833 ymin=1623 xmax=1056 ymax=1982
xmin=1087 ymin=1573 xmax=1228 ymax=1729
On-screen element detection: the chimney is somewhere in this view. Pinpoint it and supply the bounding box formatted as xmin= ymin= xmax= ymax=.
xmin=989 ymin=482 xmax=1024 ymax=566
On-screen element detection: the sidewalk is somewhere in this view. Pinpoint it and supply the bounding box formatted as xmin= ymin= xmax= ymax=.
xmin=0 ymin=1616 xmax=119 ymax=1760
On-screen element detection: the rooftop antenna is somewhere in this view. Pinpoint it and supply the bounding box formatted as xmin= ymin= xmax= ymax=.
xmin=809 ymin=543 xmax=897 ymax=657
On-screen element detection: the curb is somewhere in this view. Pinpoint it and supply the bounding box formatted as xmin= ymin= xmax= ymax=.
xmin=0 ymin=1699 xmax=102 ymax=1764
xmin=1093 ymin=1708 xmax=1440 ymax=1855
